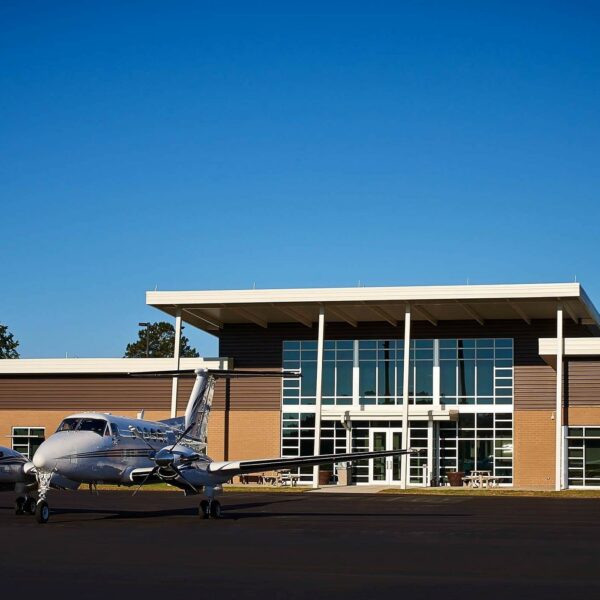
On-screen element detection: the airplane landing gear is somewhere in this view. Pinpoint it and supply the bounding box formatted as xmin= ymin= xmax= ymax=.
xmin=35 ymin=469 xmax=53 ymax=524
xmin=25 ymin=497 xmax=36 ymax=515
xmin=35 ymin=500 xmax=49 ymax=524
xmin=15 ymin=496 xmax=25 ymax=515
xmin=199 ymin=499 xmax=222 ymax=519
xmin=15 ymin=496 xmax=37 ymax=516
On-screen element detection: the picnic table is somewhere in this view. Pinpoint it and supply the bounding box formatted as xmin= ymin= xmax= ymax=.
xmin=238 ymin=471 xmax=301 ymax=486
xmin=463 ymin=470 xmax=501 ymax=489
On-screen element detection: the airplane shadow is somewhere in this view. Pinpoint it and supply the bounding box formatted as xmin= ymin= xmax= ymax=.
xmin=0 ymin=497 xmax=471 ymax=523
xmin=12 ymin=506 xmax=471 ymax=524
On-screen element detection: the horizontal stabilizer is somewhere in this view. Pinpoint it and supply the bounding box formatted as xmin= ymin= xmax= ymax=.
xmin=157 ymin=416 xmax=185 ymax=427
xmin=128 ymin=369 xmax=301 ymax=378
xmin=208 ymin=447 xmax=419 ymax=477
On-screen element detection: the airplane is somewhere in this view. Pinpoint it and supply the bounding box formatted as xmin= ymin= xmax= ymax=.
xmin=0 ymin=446 xmax=37 ymax=514
xmin=28 ymin=368 xmax=417 ymax=524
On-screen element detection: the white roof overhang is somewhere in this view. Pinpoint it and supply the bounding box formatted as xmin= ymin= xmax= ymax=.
xmin=146 ymin=283 xmax=600 ymax=334
xmin=0 ymin=357 xmax=230 ymax=375
xmin=539 ymin=337 xmax=600 ymax=368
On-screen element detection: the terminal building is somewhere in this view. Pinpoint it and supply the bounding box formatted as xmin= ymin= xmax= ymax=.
xmin=2 ymin=282 xmax=600 ymax=490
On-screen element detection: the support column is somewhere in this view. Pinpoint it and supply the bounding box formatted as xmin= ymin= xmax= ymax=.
xmin=401 ymin=303 xmax=411 ymax=489
xmin=555 ymin=304 xmax=564 ymax=491
xmin=313 ymin=306 xmax=325 ymax=488
xmin=170 ymin=308 xmax=182 ymax=419
xmin=427 ymin=413 xmax=434 ymax=487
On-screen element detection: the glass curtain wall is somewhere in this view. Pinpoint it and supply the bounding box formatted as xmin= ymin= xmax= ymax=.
xmin=282 ymin=338 xmax=514 ymax=485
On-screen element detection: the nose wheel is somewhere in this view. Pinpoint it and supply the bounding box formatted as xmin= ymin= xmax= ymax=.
xmin=199 ymin=499 xmax=222 ymax=519
xmin=35 ymin=500 xmax=50 ymax=524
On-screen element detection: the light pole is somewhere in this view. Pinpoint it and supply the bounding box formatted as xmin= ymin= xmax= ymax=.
xmin=138 ymin=322 xmax=150 ymax=357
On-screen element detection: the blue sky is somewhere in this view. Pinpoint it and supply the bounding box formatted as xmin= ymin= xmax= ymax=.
xmin=1 ymin=1 xmax=599 ymax=358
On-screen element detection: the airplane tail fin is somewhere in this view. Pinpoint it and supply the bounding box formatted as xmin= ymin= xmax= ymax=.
xmin=183 ymin=369 xmax=215 ymax=447
xmin=132 ymin=368 xmax=300 ymax=452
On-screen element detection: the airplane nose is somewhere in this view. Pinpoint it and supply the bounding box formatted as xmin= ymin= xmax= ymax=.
xmin=33 ymin=441 xmax=57 ymax=470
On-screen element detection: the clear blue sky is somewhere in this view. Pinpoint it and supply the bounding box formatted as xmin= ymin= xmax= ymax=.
xmin=2 ymin=1 xmax=599 ymax=358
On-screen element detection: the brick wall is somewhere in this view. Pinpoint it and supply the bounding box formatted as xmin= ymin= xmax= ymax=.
xmin=568 ymin=407 xmax=600 ymax=426
xmin=513 ymin=410 xmax=556 ymax=490
xmin=0 ymin=409 xmax=172 ymax=446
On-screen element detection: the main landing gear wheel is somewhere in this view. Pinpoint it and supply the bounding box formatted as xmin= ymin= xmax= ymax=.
xmin=35 ymin=500 xmax=50 ymax=524
xmin=199 ymin=499 xmax=222 ymax=519
xmin=15 ymin=496 xmax=26 ymax=515
xmin=25 ymin=497 xmax=37 ymax=515
xmin=25 ymin=498 xmax=37 ymax=515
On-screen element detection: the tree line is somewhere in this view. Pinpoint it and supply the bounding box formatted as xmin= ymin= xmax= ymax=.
xmin=0 ymin=322 xmax=198 ymax=359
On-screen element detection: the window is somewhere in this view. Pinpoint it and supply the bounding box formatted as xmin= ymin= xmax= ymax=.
xmin=283 ymin=340 xmax=354 ymax=406
xmin=359 ymin=340 xmax=404 ymax=405
xmin=438 ymin=413 xmax=513 ymax=484
xmin=57 ymin=417 xmax=107 ymax=436
xmin=281 ymin=412 xmax=316 ymax=483
xmin=12 ymin=427 xmax=45 ymax=460
xmin=567 ymin=427 xmax=600 ymax=487
xmin=439 ymin=339 xmax=513 ymax=405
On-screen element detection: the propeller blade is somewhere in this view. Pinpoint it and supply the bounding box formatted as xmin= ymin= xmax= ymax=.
xmin=168 ymin=422 xmax=196 ymax=452
xmin=132 ymin=466 xmax=158 ymax=496
xmin=169 ymin=463 xmax=198 ymax=494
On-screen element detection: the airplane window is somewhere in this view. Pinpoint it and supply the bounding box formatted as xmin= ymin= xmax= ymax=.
xmin=110 ymin=423 xmax=120 ymax=437
xmin=58 ymin=418 xmax=81 ymax=432
xmin=78 ymin=418 xmax=108 ymax=436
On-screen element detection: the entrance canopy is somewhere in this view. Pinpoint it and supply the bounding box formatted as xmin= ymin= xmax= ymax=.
xmin=147 ymin=283 xmax=600 ymax=333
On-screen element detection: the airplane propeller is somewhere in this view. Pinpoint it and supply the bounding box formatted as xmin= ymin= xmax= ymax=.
xmin=131 ymin=422 xmax=199 ymax=496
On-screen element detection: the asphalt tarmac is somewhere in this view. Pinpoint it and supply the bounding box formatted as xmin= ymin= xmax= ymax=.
xmin=1 ymin=490 xmax=599 ymax=599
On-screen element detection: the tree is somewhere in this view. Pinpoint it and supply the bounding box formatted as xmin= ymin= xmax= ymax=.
xmin=0 ymin=324 xmax=20 ymax=358
xmin=124 ymin=321 xmax=199 ymax=358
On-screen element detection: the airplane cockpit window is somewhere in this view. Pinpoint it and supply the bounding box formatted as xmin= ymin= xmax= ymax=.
xmin=57 ymin=418 xmax=108 ymax=435
xmin=58 ymin=418 xmax=81 ymax=432
xmin=77 ymin=418 xmax=108 ymax=436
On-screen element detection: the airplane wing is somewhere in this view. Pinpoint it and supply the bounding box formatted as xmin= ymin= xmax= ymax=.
xmin=208 ymin=448 xmax=416 ymax=477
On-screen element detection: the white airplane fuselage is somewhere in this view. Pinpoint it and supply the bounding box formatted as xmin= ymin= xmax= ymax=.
xmin=32 ymin=412 xmax=228 ymax=491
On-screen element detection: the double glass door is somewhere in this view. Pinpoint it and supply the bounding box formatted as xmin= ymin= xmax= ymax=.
xmin=369 ymin=428 xmax=403 ymax=484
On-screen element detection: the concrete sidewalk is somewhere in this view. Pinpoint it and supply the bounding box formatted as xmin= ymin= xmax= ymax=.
xmin=307 ymin=485 xmax=392 ymax=494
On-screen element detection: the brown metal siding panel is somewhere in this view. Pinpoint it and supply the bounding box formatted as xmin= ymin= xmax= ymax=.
xmin=0 ymin=378 xmax=173 ymax=411
xmin=514 ymin=365 xmax=557 ymax=411
xmin=567 ymin=361 xmax=600 ymax=407
xmin=177 ymin=373 xmax=281 ymax=412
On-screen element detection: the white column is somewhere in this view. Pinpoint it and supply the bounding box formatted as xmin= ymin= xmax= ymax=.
xmin=170 ymin=308 xmax=182 ymax=419
xmin=313 ymin=306 xmax=325 ymax=488
xmin=352 ymin=339 xmax=360 ymax=406
xmin=427 ymin=413 xmax=434 ymax=486
xmin=433 ymin=339 xmax=440 ymax=407
xmin=555 ymin=304 xmax=564 ymax=491
xmin=401 ymin=303 xmax=411 ymax=489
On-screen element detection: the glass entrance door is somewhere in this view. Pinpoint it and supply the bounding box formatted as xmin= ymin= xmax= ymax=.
xmin=369 ymin=428 xmax=403 ymax=485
